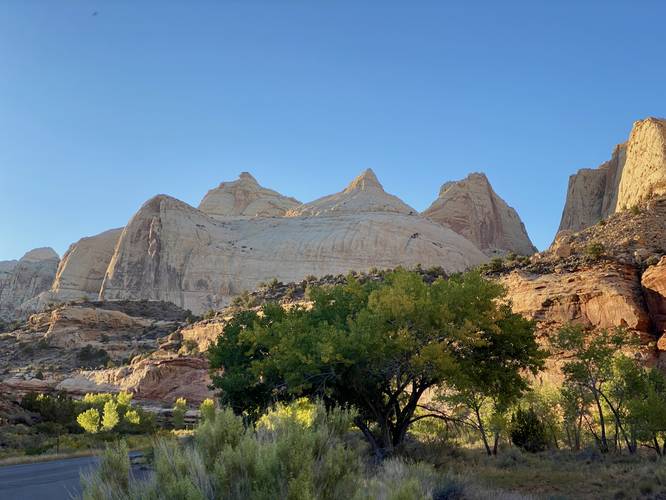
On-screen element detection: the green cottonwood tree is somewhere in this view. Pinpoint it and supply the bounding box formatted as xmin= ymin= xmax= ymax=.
xmin=209 ymin=270 xmax=545 ymax=458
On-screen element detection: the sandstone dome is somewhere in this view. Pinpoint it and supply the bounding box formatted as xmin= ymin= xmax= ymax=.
xmin=198 ymin=172 xmax=300 ymax=218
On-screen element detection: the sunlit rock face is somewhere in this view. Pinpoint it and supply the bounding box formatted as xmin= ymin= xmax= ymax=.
xmin=100 ymin=171 xmax=487 ymax=314
xmin=422 ymin=172 xmax=536 ymax=257
xmin=0 ymin=247 xmax=59 ymax=321
xmin=198 ymin=172 xmax=301 ymax=218
xmin=559 ymin=117 xmax=666 ymax=233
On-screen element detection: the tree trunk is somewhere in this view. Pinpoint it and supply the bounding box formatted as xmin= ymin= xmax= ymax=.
xmin=593 ymin=392 xmax=609 ymax=453
xmin=492 ymin=432 xmax=500 ymax=455
xmin=474 ymin=406 xmax=492 ymax=456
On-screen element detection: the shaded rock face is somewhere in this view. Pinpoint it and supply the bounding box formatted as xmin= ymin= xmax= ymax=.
xmin=199 ymin=172 xmax=300 ymax=218
xmin=100 ymin=172 xmax=487 ymax=314
xmin=0 ymin=247 xmax=59 ymax=321
xmin=500 ymin=262 xmax=650 ymax=333
xmin=642 ymin=257 xmax=666 ymax=339
xmin=422 ymin=173 xmax=536 ymax=256
xmin=559 ymin=117 xmax=666 ymax=232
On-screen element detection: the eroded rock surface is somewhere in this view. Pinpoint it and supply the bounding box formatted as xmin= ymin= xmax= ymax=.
xmin=422 ymin=173 xmax=535 ymax=256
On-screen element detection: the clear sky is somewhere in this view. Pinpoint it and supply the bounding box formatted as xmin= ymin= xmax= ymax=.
xmin=1 ymin=1 xmax=665 ymax=261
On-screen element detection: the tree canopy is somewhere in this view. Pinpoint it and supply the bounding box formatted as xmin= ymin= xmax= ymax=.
xmin=209 ymin=269 xmax=545 ymax=457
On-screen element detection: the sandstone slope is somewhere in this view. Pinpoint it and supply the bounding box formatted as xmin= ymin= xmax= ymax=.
xmin=422 ymin=172 xmax=536 ymax=256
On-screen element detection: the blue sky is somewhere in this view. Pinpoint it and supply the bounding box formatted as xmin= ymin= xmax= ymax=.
xmin=1 ymin=1 xmax=665 ymax=261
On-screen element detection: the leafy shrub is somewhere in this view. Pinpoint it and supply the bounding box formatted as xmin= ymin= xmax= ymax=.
xmin=510 ymin=407 xmax=547 ymax=452
xmin=585 ymin=242 xmax=605 ymax=260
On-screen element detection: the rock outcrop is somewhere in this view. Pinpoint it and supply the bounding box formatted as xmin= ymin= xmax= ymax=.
xmin=199 ymin=172 xmax=300 ymax=218
xmin=422 ymin=173 xmax=536 ymax=256
xmin=100 ymin=171 xmax=487 ymax=314
xmin=559 ymin=117 xmax=666 ymax=232
xmin=500 ymin=262 xmax=650 ymax=332
xmin=68 ymin=354 xmax=214 ymax=404
xmin=0 ymin=248 xmax=59 ymax=321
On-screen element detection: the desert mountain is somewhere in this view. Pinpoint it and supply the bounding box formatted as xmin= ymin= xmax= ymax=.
xmin=99 ymin=171 xmax=487 ymax=313
xmin=198 ymin=171 xmax=300 ymax=218
xmin=559 ymin=117 xmax=666 ymax=232
xmin=0 ymin=247 xmax=59 ymax=321
xmin=422 ymin=172 xmax=536 ymax=256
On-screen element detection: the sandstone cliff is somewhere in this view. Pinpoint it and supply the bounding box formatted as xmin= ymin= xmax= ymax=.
xmin=0 ymin=248 xmax=59 ymax=321
xmin=559 ymin=117 xmax=666 ymax=232
xmin=422 ymin=172 xmax=536 ymax=256
xmin=199 ymin=172 xmax=300 ymax=218
xmin=100 ymin=171 xmax=487 ymax=314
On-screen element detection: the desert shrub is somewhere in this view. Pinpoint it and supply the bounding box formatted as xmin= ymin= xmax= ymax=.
xmin=488 ymin=257 xmax=504 ymax=272
xmin=585 ymin=242 xmax=605 ymax=260
xmin=630 ymin=204 xmax=641 ymax=215
xmin=199 ymin=398 xmax=216 ymax=423
xmin=510 ymin=407 xmax=547 ymax=452
xmin=173 ymin=397 xmax=188 ymax=429
xmin=195 ymin=407 xmax=244 ymax=468
xmin=77 ymin=345 xmax=111 ymax=368
xmin=81 ymin=441 xmax=131 ymax=500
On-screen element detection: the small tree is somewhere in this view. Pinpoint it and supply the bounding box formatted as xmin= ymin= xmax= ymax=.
xmin=78 ymin=408 xmax=101 ymax=434
xmin=551 ymin=325 xmax=638 ymax=453
xmin=511 ymin=407 xmax=547 ymax=452
xmin=102 ymin=400 xmax=120 ymax=432
xmin=172 ymin=398 xmax=187 ymax=429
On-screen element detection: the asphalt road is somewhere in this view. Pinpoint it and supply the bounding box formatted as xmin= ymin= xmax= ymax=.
xmin=0 ymin=452 xmax=145 ymax=500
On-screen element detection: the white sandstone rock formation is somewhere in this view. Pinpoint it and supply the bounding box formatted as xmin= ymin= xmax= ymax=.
xmin=100 ymin=171 xmax=487 ymax=314
xmin=559 ymin=117 xmax=666 ymax=232
xmin=20 ymin=228 xmax=123 ymax=315
xmin=0 ymin=247 xmax=59 ymax=320
xmin=287 ymin=168 xmax=415 ymax=216
xmin=422 ymin=173 xmax=536 ymax=256
xmin=199 ymin=172 xmax=300 ymax=218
